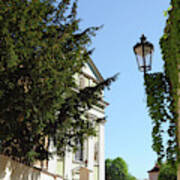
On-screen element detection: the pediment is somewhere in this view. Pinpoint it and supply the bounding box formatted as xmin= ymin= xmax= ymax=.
xmin=82 ymin=59 xmax=104 ymax=83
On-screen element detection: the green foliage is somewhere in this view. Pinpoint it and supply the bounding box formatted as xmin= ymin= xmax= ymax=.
xmin=163 ymin=6 xmax=172 ymax=17
xmin=126 ymin=174 xmax=137 ymax=180
xmin=144 ymin=73 xmax=176 ymax=162
xmin=158 ymin=163 xmax=177 ymax=180
xmin=105 ymin=157 xmax=137 ymax=180
xmin=0 ymin=0 xmax=116 ymax=164
xmin=144 ymin=0 xmax=180 ymax=164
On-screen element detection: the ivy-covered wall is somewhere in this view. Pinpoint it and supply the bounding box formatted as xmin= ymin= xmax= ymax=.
xmin=145 ymin=0 xmax=180 ymax=163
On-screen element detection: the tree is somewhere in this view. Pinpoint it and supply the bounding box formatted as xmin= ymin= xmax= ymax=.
xmin=126 ymin=174 xmax=137 ymax=180
xmin=0 ymin=0 xmax=116 ymax=164
xmin=158 ymin=163 xmax=177 ymax=180
xmin=105 ymin=157 xmax=137 ymax=180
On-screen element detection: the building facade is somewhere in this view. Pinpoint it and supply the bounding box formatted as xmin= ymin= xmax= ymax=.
xmin=46 ymin=59 xmax=108 ymax=180
xmin=0 ymin=59 xmax=107 ymax=180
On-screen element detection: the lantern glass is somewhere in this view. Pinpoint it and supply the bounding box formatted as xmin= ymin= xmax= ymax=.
xmin=134 ymin=43 xmax=153 ymax=57
xmin=135 ymin=52 xmax=153 ymax=72
xmin=133 ymin=35 xmax=154 ymax=73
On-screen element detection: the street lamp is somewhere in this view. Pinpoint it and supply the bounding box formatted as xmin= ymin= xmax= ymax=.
xmin=133 ymin=34 xmax=154 ymax=76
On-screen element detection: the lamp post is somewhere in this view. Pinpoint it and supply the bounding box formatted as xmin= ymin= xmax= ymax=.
xmin=133 ymin=34 xmax=154 ymax=77
xmin=133 ymin=34 xmax=156 ymax=177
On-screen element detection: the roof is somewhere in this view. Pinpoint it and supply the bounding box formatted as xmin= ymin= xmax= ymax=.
xmin=148 ymin=164 xmax=160 ymax=173
xmin=87 ymin=58 xmax=104 ymax=82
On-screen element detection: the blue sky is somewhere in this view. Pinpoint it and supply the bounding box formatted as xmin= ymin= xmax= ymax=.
xmin=77 ymin=0 xmax=170 ymax=179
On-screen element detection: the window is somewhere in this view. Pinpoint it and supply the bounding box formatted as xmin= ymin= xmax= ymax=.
xmin=75 ymin=141 xmax=83 ymax=161
xmin=79 ymin=75 xmax=85 ymax=89
xmin=94 ymin=142 xmax=99 ymax=162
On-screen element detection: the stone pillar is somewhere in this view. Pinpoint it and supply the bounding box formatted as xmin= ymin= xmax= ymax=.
xmin=64 ymin=150 xmax=73 ymax=180
xmin=87 ymin=136 xmax=94 ymax=180
xmin=99 ymin=122 xmax=105 ymax=180
xmin=48 ymin=140 xmax=57 ymax=174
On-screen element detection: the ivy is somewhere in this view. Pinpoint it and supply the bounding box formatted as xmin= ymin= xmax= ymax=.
xmin=145 ymin=73 xmax=177 ymax=163
xmin=144 ymin=0 xmax=180 ymax=164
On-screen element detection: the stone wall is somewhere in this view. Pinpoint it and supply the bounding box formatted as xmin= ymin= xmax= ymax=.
xmin=0 ymin=155 xmax=63 ymax=180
